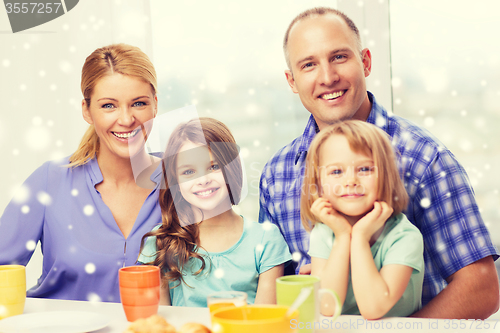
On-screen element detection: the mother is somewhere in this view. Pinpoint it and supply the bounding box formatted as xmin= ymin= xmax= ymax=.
xmin=0 ymin=44 xmax=162 ymax=302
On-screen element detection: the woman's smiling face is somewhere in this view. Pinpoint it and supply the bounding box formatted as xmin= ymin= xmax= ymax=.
xmin=83 ymin=73 xmax=157 ymax=161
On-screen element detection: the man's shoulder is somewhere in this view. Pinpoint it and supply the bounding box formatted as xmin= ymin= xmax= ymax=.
xmin=261 ymin=136 xmax=302 ymax=173
xmin=386 ymin=113 xmax=446 ymax=156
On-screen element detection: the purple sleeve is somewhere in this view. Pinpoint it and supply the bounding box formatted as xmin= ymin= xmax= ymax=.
xmin=0 ymin=162 xmax=49 ymax=265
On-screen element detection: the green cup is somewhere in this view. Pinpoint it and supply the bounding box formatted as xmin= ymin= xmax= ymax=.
xmin=276 ymin=275 xmax=340 ymax=332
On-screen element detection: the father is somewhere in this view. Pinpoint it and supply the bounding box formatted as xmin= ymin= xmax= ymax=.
xmin=259 ymin=7 xmax=499 ymax=318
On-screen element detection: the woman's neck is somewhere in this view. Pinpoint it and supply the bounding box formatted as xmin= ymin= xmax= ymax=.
xmin=96 ymin=150 xmax=153 ymax=186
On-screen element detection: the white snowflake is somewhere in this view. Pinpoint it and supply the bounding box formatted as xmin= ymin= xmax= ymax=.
xmin=59 ymin=61 xmax=73 ymax=74
xmin=21 ymin=205 xmax=30 ymax=214
xmin=420 ymin=198 xmax=431 ymax=209
xmin=26 ymin=127 xmax=51 ymax=150
xmin=424 ymin=117 xmax=434 ymax=127
xmin=12 ymin=185 xmax=30 ymax=204
xmin=32 ymin=117 xmax=43 ymax=126
xmin=0 ymin=306 xmax=7 ymax=318
xmin=292 ymin=251 xmax=302 ymax=262
xmin=391 ymin=77 xmax=402 ymax=88
xmin=83 ymin=205 xmax=94 ymax=216
xmin=25 ymin=240 xmax=36 ymax=251
xmin=85 ymin=263 xmax=96 ymax=274
xmin=261 ymin=221 xmax=273 ymax=231
xmin=214 ymin=268 xmax=224 ymax=279
xmin=375 ymin=115 xmax=386 ymax=128
xmin=87 ymin=292 xmax=102 ymax=303
xmin=37 ymin=191 xmax=52 ymax=206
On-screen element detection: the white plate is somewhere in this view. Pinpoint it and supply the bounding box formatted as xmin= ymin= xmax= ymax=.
xmin=0 ymin=311 xmax=109 ymax=333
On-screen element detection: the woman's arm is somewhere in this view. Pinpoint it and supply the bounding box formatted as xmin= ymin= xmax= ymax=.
xmin=254 ymin=264 xmax=284 ymax=304
xmin=0 ymin=162 xmax=49 ymax=265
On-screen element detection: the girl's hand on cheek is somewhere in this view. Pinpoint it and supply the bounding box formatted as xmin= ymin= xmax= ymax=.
xmin=311 ymin=197 xmax=351 ymax=236
xmin=352 ymin=201 xmax=393 ymax=242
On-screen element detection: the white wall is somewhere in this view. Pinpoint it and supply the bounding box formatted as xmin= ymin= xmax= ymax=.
xmin=0 ymin=0 xmax=390 ymax=290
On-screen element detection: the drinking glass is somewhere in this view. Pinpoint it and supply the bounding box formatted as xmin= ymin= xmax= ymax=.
xmin=207 ymin=291 xmax=247 ymax=314
xmin=119 ymin=266 xmax=160 ymax=322
xmin=0 ymin=265 xmax=26 ymax=320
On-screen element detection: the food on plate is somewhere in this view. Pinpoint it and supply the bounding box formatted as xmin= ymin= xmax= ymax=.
xmin=178 ymin=322 xmax=212 ymax=333
xmin=123 ymin=314 xmax=211 ymax=333
xmin=123 ymin=314 xmax=176 ymax=333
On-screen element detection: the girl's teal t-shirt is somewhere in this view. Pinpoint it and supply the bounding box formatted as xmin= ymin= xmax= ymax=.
xmin=139 ymin=217 xmax=292 ymax=307
xmin=308 ymin=213 xmax=425 ymax=317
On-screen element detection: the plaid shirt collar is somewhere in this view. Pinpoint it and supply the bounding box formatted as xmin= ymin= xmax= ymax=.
xmin=295 ymin=91 xmax=384 ymax=165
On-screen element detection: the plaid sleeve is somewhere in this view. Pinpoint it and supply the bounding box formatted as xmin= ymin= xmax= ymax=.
xmin=258 ymin=166 xmax=274 ymax=224
xmin=411 ymin=149 xmax=498 ymax=280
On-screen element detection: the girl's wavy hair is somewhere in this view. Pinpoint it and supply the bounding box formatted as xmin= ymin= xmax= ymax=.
xmin=301 ymin=120 xmax=408 ymax=231
xmin=141 ymin=117 xmax=242 ymax=287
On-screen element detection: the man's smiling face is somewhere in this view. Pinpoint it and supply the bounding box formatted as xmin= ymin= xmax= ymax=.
xmin=285 ymin=14 xmax=372 ymax=130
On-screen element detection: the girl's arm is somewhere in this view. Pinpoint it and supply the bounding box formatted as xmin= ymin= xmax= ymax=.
xmin=351 ymin=239 xmax=413 ymax=319
xmin=159 ymin=283 xmax=171 ymax=305
xmin=254 ymin=264 xmax=284 ymax=304
xmin=309 ymin=198 xmax=352 ymax=316
xmin=311 ymin=233 xmax=351 ymax=316
xmin=351 ymin=202 xmax=412 ymax=319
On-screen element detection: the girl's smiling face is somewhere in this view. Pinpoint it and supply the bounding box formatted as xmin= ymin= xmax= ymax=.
xmin=318 ymin=134 xmax=378 ymax=221
xmin=175 ymin=141 xmax=231 ymax=219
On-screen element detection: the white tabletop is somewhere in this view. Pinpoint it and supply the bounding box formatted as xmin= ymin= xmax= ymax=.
xmin=2 ymin=297 xmax=499 ymax=333
xmin=22 ymin=297 xmax=211 ymax=332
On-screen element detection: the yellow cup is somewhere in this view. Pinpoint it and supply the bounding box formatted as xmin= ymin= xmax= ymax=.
xmin=0 ymin=265 xmax=26 ymax=320
xmin=211 ymin=305 xmax=299 ymax=333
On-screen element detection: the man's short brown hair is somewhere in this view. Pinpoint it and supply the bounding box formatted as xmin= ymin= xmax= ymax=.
xmin=283 ymin=7 xmax=362 ymax=70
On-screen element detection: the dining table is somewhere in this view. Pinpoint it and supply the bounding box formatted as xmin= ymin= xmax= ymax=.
xmin=1 ymin=297 xmax=499 ymax=333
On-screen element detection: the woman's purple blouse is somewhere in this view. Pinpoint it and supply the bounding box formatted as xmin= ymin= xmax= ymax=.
xmin=0 ymin=156 xmax=162 ymax=302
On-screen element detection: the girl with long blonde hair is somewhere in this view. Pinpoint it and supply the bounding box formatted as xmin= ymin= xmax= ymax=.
xmin=302 ymin=120 xmax=424 ymax=319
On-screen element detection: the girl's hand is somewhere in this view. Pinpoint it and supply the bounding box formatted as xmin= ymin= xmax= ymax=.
xmin=311 ymin=198 xmax=351 ymax=236
xmin=351 ymin=201 xmax=393 ymax=243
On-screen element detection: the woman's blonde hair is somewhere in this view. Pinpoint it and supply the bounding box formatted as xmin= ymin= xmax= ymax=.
xmin=301 ymin=120 xmax=408 ymax=231
xmin=68 ymin=43 xmax=158 ymax=167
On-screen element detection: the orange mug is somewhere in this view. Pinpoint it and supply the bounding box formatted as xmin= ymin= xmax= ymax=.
xmin=119 ymin=266 xmax=160 ymax=322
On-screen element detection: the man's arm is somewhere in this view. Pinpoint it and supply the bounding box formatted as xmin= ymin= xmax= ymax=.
xmin=411 ymin=256 xmax=499 ymax=319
